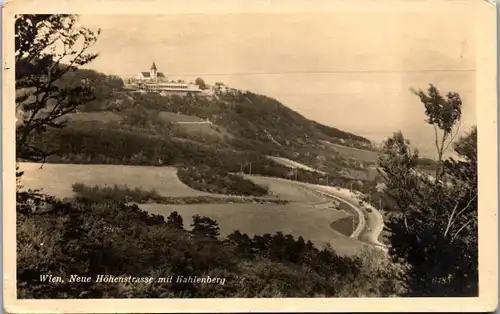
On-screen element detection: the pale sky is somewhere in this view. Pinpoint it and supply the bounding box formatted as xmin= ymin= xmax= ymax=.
xmin=78 ymin=7 xmax=478 ymax=158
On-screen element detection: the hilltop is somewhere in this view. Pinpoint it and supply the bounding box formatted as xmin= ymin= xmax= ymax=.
xmin=52 ymin=68 xmax=375 ymax=159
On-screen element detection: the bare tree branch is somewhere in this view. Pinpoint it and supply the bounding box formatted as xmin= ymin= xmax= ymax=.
xmin=451 ymin=217 xmax=475 ymax=243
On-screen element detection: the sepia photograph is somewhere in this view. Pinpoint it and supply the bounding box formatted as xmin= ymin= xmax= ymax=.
xmin=3 ymin=0 xmax=498 ymax=312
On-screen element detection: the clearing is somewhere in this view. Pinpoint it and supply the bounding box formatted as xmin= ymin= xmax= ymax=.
xmin=18 ymin=163 xmax=212 ymax=199
xmin=266 ymin=156 xmax=326 ymax=175
xmin=158 ymin=111 xmax=206 ymax=123
xmin=66 ymin=111 xmax=123 ymax=123
xmin=320 ymin=140 xmax=379 ymax=163
xmin=159 ymin=111 xmax=234 ymax=141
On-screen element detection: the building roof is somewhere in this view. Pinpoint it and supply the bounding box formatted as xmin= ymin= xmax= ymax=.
xmin=140 ymin=72 xmax=165 ymax=78
xmin=151 ymin=61 xmax=157 ymax=71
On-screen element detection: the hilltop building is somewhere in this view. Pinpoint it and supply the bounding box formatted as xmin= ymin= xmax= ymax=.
xmin=132 ymin=62 xmax=204 ymax=96
xmin=136 ymin=62 xmax=166 ymax=81
xmin=124 ymin=61 xmax=237 ymax=97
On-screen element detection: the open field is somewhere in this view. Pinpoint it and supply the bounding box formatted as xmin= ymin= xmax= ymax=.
xmin=244 ymin=175 xmax=330 ymax=204
xmin=140 ymin=203 xmax=368 ymax=256
xmin=320 ymin=140 xmax=380 ymax=163
xmin=266 ymin=156 xmax=326 ymax=175
xmin=176 ymin=123 xmax=231 ymax=139
xmin=64 ymin=110 xmax=234 ymax=141
xmin=66 ymin=111 xmax=123 ymax=123
xmin=19 ymin=163 xmax=280 ymax=204
xmin=18 ymin=163 xmax=213 ymax=199
xmin=159 ymin=111 xmax=206 ymax=123
xmin=159 ymin=111 xmax=234 ymax=140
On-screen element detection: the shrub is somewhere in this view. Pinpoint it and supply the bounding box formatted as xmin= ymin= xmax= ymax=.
xmin=71 ymin=182 xmax=287 ymax=206
xmin=177 ymin=166 xmax=269 ymax=197
xmin=71 ymin=183 xmax=164 ymax=203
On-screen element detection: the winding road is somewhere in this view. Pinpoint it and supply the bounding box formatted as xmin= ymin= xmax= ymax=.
xmin=244 ymin=174 xmax=387 ymax=252
xmin=304 ymin=184 xmax=387 ymax=251
xmin=300 ymin=184 xmax=387 ymax=251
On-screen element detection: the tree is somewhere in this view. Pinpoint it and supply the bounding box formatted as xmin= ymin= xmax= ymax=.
xmin=378 ymin=126 xmax=477 ymax=296
xmin=15 ymin=14 xmax=100 ymax=163
xmin=190 ymin=215 xmax=220 ymax=239
xmin=411 ymin=84 xmax=462 ymax=180
xmin=166 ymin=211 xmax=184 ymax=230
xmin=195 ymin=77 xmax=206 ymax=90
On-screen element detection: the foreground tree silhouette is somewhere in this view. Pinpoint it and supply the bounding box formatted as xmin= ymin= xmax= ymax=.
xmin=190 ymin=214 xmax=220 ymax=239
xmin=411 ymin=84 xmax=462 ymax=180
xmin=15 ymin=15 xmax=101 ymax=215
xmin=15 ymin=14 xmax=100 ymax=163
xmin=378 ymin=86 xmax=477 ymax=297
xmin=166 ymin=211 xmax=184 ymax=230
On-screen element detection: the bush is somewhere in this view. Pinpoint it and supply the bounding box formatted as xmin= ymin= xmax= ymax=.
xmin=71 ymin=183 xmax=287 ymax=205
xmin=72 ymin=183 xmax=164 ymax=203
xmin=177 ymin=166 xmax=269 ymax=197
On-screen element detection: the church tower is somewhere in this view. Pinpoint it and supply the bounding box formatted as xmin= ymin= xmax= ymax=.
xmin=150 ymin=61 xmax=158 ymax=81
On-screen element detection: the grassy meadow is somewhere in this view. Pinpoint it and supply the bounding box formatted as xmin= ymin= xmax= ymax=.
xmin=18 ymin=163 xmax=211 ymax=199
xmin=266 ymin=156 xmax=327 ymax=174
xmin=159 ymin=111 xmax=234 ymax=140
xmin=320 ymin=140 xmax=380 ymax=163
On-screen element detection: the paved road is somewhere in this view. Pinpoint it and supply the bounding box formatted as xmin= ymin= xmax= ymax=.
xmin=308 ymin=189 xmax=366 ymax=238
xmin=244 ymin=175 xmax=387 ymax=251
xmin=363 ymin=208 xmax=387 ymax=251
xmin=312 ymin=185 xmax=388 ymax=252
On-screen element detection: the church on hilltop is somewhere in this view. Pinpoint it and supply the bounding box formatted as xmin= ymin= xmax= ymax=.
xmin=132 ymin=61 xmax=204 ymax=96
xmin=136 ymin=61 xmax=166 ymax=81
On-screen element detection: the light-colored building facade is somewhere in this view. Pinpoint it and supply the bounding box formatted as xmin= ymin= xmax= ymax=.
xmin=134 ymin=62 xmax=203 ymax=96
xmin=143 ymin=82 xmax=203 ymax=96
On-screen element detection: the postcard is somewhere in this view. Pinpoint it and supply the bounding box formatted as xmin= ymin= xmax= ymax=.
xmin=3 ymin=0 xmax=498 ymax=312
